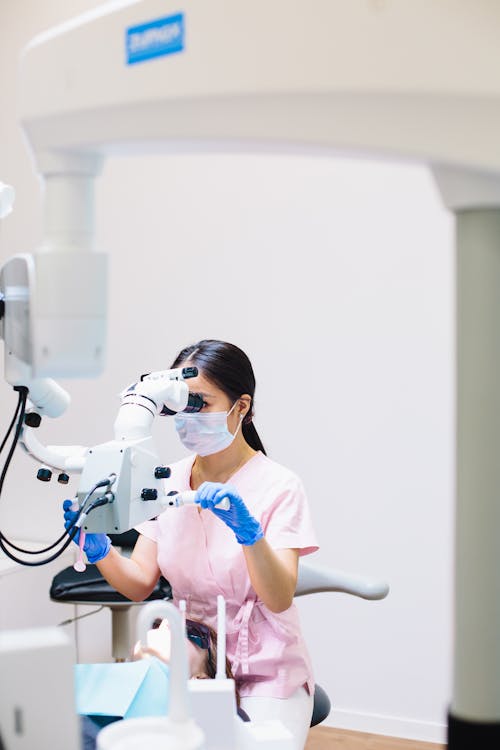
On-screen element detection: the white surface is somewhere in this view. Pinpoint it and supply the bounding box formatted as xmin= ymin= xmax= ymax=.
xmin=17 ymin=1 xmax=500 ymax=174
xmin=0 ymin=0 xmax=454 ymax=741
xmin=433 ymin=164 xmax=500 ymax=211
xmin=188 ymin=679 xmax=238 ymax=750
xmin=0 ymin=626 xmax=79 ymax=750
xmin=0 ymin=181 xmax=15 ymax=219
xmin=97 ymin=716 xmax=205 ymax=750
xmin=0 ymin=540 xmax=75 ymax=630
xmin=236 ymin=720 xmax=294 ymax=749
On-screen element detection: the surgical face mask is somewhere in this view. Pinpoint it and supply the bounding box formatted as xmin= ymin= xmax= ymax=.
xmin=174 ymin=401 xmax=243 ymax=456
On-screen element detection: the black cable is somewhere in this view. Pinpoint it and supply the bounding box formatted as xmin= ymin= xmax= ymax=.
xmin=0 ymin=527 xmax=78 ymax=567
xmin=0 ymin=387 xmax=115 ymax=566
xmin=0 ymin=386 xmax=28 ymax=497
xmin=0 ymin=489 xmax=113 ymax=566
xmin=0 ymin=388 xmax=23 ymax=455
xmin=84 ymin=494 xmax=114 ymax=514
xmin=58 ymin=605 xmax=105 ymax=627
xmin=0 ymin=492 xmax=89 ymax=564
xmin=3 ymin=485 xmax=115 ymax=557
xmin=0 ymin=386 xmax=80 ymax=565
xmin=0 ymin=528 xmax=69 ymax=554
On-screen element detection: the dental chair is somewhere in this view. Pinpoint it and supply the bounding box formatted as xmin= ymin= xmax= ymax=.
xmin=50 ymin=529 xmax=172 ymax=661
xmin=295 ymin=560 xmax=389 ymax=725
xmin=50 ymin=540 xmax=389 ymax=727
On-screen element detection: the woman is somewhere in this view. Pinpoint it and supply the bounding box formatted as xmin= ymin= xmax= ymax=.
xmin=65 ymin=339 xmax=319 ymax=749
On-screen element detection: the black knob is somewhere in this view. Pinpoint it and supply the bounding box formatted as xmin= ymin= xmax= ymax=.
xmin=57 ymin=473 xmax=70 ymax=485
xmin=141 ymin=488 xmax=158 ymax=501
xmin=37 ymin=468 xmax=52 ymax=482
xmin=154 ymin=466 xmax=171 ymax=479
xmin=25 ymin=413 xmax=42 ymax=428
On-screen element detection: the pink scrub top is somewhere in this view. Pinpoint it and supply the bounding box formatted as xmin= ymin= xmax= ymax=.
xmin=135 ymin=451 xmax=319 ymax=699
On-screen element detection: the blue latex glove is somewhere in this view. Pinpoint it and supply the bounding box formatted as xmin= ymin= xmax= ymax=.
xmin=63 ymin=499 xmax=111 ymax=563
xmin=195 ymin=482 xmax=264 ymax=546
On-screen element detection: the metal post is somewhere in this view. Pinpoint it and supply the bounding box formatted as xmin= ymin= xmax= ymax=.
xmin=449 ymin=208 xmax=500 ymax=745
xmin=110 ymin=606 xmax=133 ymax=662
xmin=432 ymin=165 xmax=500 ymax=746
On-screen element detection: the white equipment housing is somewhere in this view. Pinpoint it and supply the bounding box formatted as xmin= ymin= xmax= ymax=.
xmin=17 ymin=1 xmax=500 ymax=173
xmin=0 ymin=253 xmax=106 ymax=382
xmin=0 ymin=627 xmax=80 ymax=750
xmin=17 ymin=367 xmax=196 ymax=532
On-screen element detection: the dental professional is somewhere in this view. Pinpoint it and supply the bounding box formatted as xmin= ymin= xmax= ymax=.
xmin=64 ymin=339 xmax=319 ymax=749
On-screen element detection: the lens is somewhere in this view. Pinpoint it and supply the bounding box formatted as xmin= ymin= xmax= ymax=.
xmin=185 ymin=620 xmax=210 ymax=650
xmin=183 ymin=393 xmax=205 ymax=413
xmin=159 ymin=392 xmax=205 ymax=416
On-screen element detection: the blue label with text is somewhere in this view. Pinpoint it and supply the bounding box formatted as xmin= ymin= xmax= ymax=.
xmin=126 ymin=13 xmax=184 ymax=65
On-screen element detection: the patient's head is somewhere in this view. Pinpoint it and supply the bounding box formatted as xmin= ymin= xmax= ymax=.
xmin=134 ymin=616 xmax=232 ymax=682
xmin=134 ymin=615 xmax=244 ymax=716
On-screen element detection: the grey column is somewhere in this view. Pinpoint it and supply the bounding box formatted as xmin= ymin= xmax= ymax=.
xmin=453 ymin=208 xmax=500 ymax=721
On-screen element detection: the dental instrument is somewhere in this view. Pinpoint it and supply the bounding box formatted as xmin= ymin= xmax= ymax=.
xmin=74 ymin=530 xmax=86 ymax=573
xmin=164 ymin=490 xmax=231 ymax=511
xmin=97 ymin=601 xmax=205 ymax=750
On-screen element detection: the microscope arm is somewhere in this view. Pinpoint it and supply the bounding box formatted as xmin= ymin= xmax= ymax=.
xmin=14 ymin=368 xmax=195 ymax=506
xmin=73 ymin=367 xmax=198 ymax=533
xmin=19 ymin=427 xmax=88 ymax=473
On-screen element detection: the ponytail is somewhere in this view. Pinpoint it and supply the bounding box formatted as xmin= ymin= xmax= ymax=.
xmin=242 ymin=420 xmax=266 ymax=455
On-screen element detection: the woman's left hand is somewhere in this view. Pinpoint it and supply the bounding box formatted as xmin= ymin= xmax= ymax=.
xmin=195 ymin=482 xmax=264 ymax=546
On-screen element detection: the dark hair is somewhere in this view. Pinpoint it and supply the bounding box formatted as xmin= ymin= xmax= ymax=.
xmin=171 ymin=339 xmax=266 ymax=455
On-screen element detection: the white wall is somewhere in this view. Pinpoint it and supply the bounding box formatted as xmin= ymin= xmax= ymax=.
xmin=0 ymin=1 xmax=454 ymax=743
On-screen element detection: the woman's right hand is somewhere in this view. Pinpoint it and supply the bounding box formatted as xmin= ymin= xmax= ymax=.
xmin=195 ymin=482 xmax=264 ymax=546
xmin=63 ymin=499 xmax=112 ymax=563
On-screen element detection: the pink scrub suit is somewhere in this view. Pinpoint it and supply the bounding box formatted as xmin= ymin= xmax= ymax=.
xmin=135 ymin=451 xmax=319 ymax=700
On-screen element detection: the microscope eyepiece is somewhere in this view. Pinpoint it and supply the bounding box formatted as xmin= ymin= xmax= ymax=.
xmin=183 ymin=392 xmax=205 ymax=413
xmin=181 ymin=366 xmax=198 ymax=379
xmin=160 ymin=392 xmax=205 ymax=416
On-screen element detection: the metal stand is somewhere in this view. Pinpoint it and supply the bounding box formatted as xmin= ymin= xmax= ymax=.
xmin=109 ymin=604 xmax=135 ymax=662
xmin=448 ymin=208 xmax=500 ymax=744
xmin=432 ymin=167 xmax=500 ymax=745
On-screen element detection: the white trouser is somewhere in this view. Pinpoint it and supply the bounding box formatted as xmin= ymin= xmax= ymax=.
xmin=240 ymin=686 xmax=314 ymax=750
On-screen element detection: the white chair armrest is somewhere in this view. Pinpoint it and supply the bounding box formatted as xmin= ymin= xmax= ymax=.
xmin=295 ymin=560 xmax=390 ymax=601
